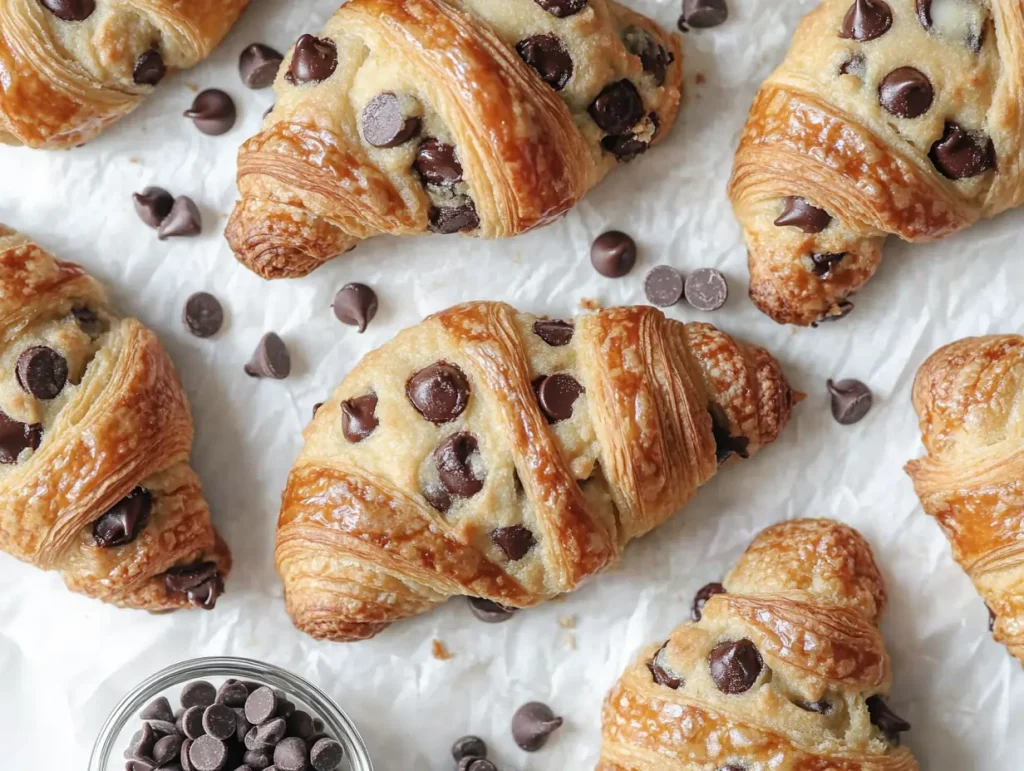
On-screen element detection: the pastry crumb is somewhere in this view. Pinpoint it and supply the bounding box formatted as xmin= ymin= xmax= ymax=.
xmin=559 ymin=615 xmax=576 ymax=630
xmin=564 ymin=634 xmax=577 ymax=651
xmin=695 ymin=73 xmax=706 ymax=85
xmin=578 ymin=297 xmax=601 ymax=311
xmin=186 ymin=82 xmax=200 ymax=93
xmin=128 ymin=157 xmax=141 ymax=164
xmin=432 ymin=639 xmax=454 ymax=660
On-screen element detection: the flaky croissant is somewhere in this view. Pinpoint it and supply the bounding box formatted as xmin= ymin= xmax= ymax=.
xmin=0 ymin=0 xmax=249 ymax=149
xmin=225 ymin=0 xmax=683 ymax=279
xmin=599 ymin=519 xmax=919 ymax=771
xmin=728 ymin=0 xmax=1023 ymax=326
xmin=0 ymin=226 xmax=229 ymax=610
xmin=276 ymin=301 xmax=799 ymax=642
xmin=906 ymin=335 xmax=1024 ymax=665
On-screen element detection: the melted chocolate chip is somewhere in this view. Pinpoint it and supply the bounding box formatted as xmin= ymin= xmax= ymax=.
xmin=16 ymin=346 xmax=68 ymax=400
xmin=511 ymin=702 xmax=563 ymax=752
xmin=517 ymin=35 xmax=574 ymax=91
xmin=468 ymin=597 xmax=517 ymax=623
xmin=797 ymin=699 xmax=834 ymax=714
xmin=434 ymin=432 xmax=485 ymax=498
xmin=709 ymin=404 xmax=749 ymax=464
xmin=341 ymin=394 xmax=379 ymax=443
xmin=40 ymin=0 xmax=95 ymax=21
xmin=866 ymin=696 xmax=911 ymax=743
xmin=929 ymin=121 xmax=995 ymax=179
xmin=692 ymin=582 xmax=726 ymax=621
xmin=0 ymin=410 xmax=42 ymax=464
xmin=624 ymin=28 xmax=673 ymax=86
xmin=709 ymin=639 xmax=764 ymax=694
xmin=534 ymin=319 xmax=574 ymax=347
xmin=879 ymin=67 xmax=934 ymax=119
xmin=810 ymin=252 xmax=846 ymax=279
xmin=362 ymin=93 xmax=422 ymax=148
xmin=287 ymin=35 xmax=338 ymax=85
xmin=134 ymin=49 xmax=166 ymax=86
xmin=537 ymin=374 xmax=584 ymax=423
xmin=407 ymin=362 xmax=470 ymax=424
xmin=92 ymin=487 xmax=152 ymax=547
xmin=532 ymin=0 xmax=588 ymax=17
xmin=648 ymin=643 xmax=683 ymax=689
xmin=415 ymin=139 xmax=463 ymax=186
xmin=429 ymin=203 xmax=480 ymax=234
xmin=839 ymin=0 xmax=893 ymax=41
xmin=164 ymin=561 xmax=223 ymax=609
xmin=774 ymin=197 xmax=832 ymax=233
xmin=72 ymin=306 xmax=104 ymax=337
xmin=423 ymin=483 xmax=453 ymax=513
xmin=492 ymin=525 xmax=536 ymax=561
xmin=588 ymin=80 xmax=644 ymax=136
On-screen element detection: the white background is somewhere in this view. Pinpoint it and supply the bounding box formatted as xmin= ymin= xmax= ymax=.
xmin=1 ymin=0 xmax=1021 ymax=768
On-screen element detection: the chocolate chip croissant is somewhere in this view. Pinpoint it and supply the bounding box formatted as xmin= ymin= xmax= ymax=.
xmin=906 ymin=335 xmax=1024 ymax=665
xmin=276 ymin=301 xmax=799 ymax=642
xmin=599 ymin=519 xmax=919 ymax=771
xmin=0 ymin=0 xmax=249 ymax=149
xmin=0 ymin=226 xmax=229 ymax=610
xmin=728 ymin=0 xmax=1019 ymax=326
xmin=225 ymin=0 xmax=683 ymax=279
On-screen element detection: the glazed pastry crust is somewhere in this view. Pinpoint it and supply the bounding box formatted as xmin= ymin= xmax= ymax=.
xmin=275 ymin=302 xmax=799 ymax=642
xmin=906 ymin=335 xmax=1024 ymax=665
xmin=0 ymin=0 xmax=249 ymax=149
xmin=0 ymin=225 xmax=229 ymax=609
xmin=226 ymin=0 xmax=683 ymax=279
xmin=599 ymin=519 xmax=920 ymax=771
xmin=728 ymin=0 xmax=1024 ymax=326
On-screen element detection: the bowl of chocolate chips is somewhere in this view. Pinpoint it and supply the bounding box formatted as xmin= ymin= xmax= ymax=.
xmin=89 ymin=657 xmax=372 ymax=771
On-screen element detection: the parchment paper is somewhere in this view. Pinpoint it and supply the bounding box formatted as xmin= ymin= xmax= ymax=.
xmin=2 ymin=0 xmax=1022 ymax=767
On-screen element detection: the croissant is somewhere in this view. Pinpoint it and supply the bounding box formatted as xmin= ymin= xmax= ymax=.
xmin=0 ymin=225 xmax=229 ymax=610
xmin=906 ymin=335 xmax=1024 ymax=665
xmin=599 ymin=519 xmax=919 ymax=771
xmin=275 ymin=301 xmax=799 ymax=642
xmin=0 ymin=0 xmax=249 ymax=149
xmin=225 ymin=0 xmax=683 ymax=279
xmin=728 ymin=0 xmax=1023 ymax=326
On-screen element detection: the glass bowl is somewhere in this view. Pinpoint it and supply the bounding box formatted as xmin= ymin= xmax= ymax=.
xmin=89 ymin=656 xmax=373 ymax=771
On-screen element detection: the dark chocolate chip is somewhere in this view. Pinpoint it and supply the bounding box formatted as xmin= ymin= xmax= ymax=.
xmin=491 ymin=525 xmax=536 ymax=561
xmin=709 ymin=404 xmax=749 ymax=464
xmin=127 ymin=722 xmax=157 ymax=760
xmin=240 ymin=44 xmax=284 ymax=89
xmin=810 ymin=252 xmax=846 ymax=278
xmin=467 ymin=597 xmax=517 ymax=623
xmin=309 ymin=738 xmax=344 ymax=771
xmin=133 ymin=186 xmax=174 ymax=229
xmin=827 ymin=379 xmax=873 ymax=425
xmin=341 ymin=394 xmax=379 ymax=443
xmin=286 ymin=35 xmax=338 ymax=85
xmin=362 ymin=93 xmax=421 ymax=148
xmin=181 ymin=706 xmax=206 ymax=740
xmin=244 ymin=687 xmax=279 ymax=726
xmin=72 ymin=306 xmax=105 ymax=337
xmin=684 ymin=268 xmax=728 ymax=311
xmin=182 ymin=681 xmax=217 ymax=710
xmin=601 ymin=132 xmax=650 ymax=161
xmin=164 ymin=561 xmax=223 ymax=609
xmin=774 ymin=196 xmax=832 ymax=233
xmin=423 ymin=483 xmax=453 ymax=513
xmin=459 ymin=760 xmax=496 ymax=771
xmin=92 ymin=487 xmax=152 ymax=547
xmin=452 ymin=736 xmax=487 ymax=762
xmin=0 ymin=410 xmax=42 ymax=464
xmin=648 ymin=642 xmax=683 ymax=689
xmin=929 ymin=121 xmax=995 ymax=180
xmin=428 ymin=203 xmax=479 ymax=234
xmin=435 ymin=432 xmax=485 ymax=498
xmin=839 ymin=0 xmax=892 ymax=42
xmin=879 ymin=67 xmax=934 ymax=119
xmin=624 ymin=28 xmax=673 ymax=86
xmin=534 ymin=319 xmax=574 ymax=347
xmin=917 ymin=0 xmax=987 ymax=49
xmin=154 ymin=735 xmax=183 ymax=765
xmin=216 ymin=681 xmax=249 ymax=708
xmin=516 ymin=34 xmax=574 ymax=91
xmin=16 ymin=345 xmax=67 ymax=400
xmin=183 ymin=292 xmax=224 ymax=339
xmin=797 ymin=699 xmax=834 ymax=714
xmin=709 ymin=639 xmax=764 ymax=694
xmin=134 ymin=49 xmax=166 ymax=86
xmin=644 ymin=265 xmax=685 ymax=307
xmin=273 ymin=737 xmax=308 ymax=771
xmin=242 ymin=749 xmax=272 ymax=769
xmin=867 ymin=696 xmax=911 ymax=742
xmin=682 ymin=0 xmax=729 ymax=28
xmin=126 ymin=760 xmax=157 ymax=771
xmin=407 ymin=362 xmax=470 ymax=423
xmin=840 ymin=52 xmax=867 ymax=78
xmin=532 ymin=0 xmax=587 ymax=17
xmin=286 ymin=711 xmax=315 ymax=741
xmin=244 ymin=726 xmax=269 ymax=752
xmin=141 ymin=697 xmax=175 ymax=723
xmin=415 ymin=138 xmax=463 ymax=186
xmin=333 ymin=283 xmax=378 ymax=332
xmin=244 ymin=333 xmax=291 ymax=380
xmin=39 ymin=0 xmax=95 ymax=21
xmin=692 ymin=582 xmax=726 ymax=621
xmin=184 ymin=90 xmax=237 ymax=136
xmin=537 ymin=373 xmax=583 ymax=423
xmin=255 ymin=718 xmax=287 ymax=746
xmin=158 ymin=196 xmax=202 ymax=240
xmin=189 ymin=735 xmax=228 ymax=771
xmin=203 ymin=705 xmax=237 ymax=741
xmin=590 ymin=231 xmax=636 ymax=277
xmin=588 ymin=80 xmax=644 ymax=135
xmin=180 ymin=739 xmax=193 ymax=771
xmin=511 ymin=702 xmax=563 ymax=752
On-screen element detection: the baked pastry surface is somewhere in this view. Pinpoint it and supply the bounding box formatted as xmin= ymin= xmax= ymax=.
xmin=0 ymin=225 xmax=229 ymax=610
xmin=225 ymin=0 xmax=683 ymax=279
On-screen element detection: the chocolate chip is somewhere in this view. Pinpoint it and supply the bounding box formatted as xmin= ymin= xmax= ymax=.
xmin=879 ymin=67 xmax=934 ymax=119
xmin=242 ymin=749 xmax=272 ymax=769
xmin=189 ymin=735 xmax=228 ymax=771
xmin=435 ymin=432 xmax=485 ymax=498
xmin=462 ymin=761 xmax=496 ymax=771
xmin=866 ymin=696 xmax=911 ymax=742
xmin=774 ymin=197 xmax=832 ymax=233
xmin=467 ymin=597 xmax=517 ymax=623
xmin=709 ymin=639 xmax=764 ymax=694
xmin=142 ymin=697 xmax=175 ymax=723
xmin=624 ymin=28 xmax=673 ymax=86
xmin=407 ymin=362 xmax=470 ymax=423
xmin=537 ymin=373 xmax=583 ymax=422
xmin=16 ymin=345 xmax=67 ymax=400
xmin=92 ymin=487 xmax=152 ymax=547
xmin=827 ymin=379 xmax=873 ymax=425
xmin=180 ymin=292 xmax=225 ymax=339
xmin=181 ymin=681 xmax=217 ymax=710
xmin=245 ymin=687 xmax=279 ymax=726
xmin=648 ymin=643 xmax=683 ymax=689
xmin=988 ymin=604 xmax=997 ymax=632
xmin=133 ymin=186 xmax=174 ymax=229
xmin=158 ymin=196 xmax=202 ymax=240
xmin=154 ymin=735 xmax=182 ymax=765
xmin=333 ymin=283 xmax=378 ymax=333
xmin=362 ymin=92 xmax=422 ymax=148
xmin=534 ymin=319 xmax=573 ymax=347
xmin=182 ymin=707 xmax=206 ymax=740
xmin=415 ymin=139 xmax=463 ymax=186
xmin=164 ymin=562 xmax=223 ymax=609
xmin=244 ymin=333 xmax=291 ymax=379
xmin=692 ymin=582 xmax=726 ymax=621
xmin=601 ymin=132 xmax=650 ymax=161
xmin=929 ymin=121 xmax=995 ymax=180
xmin=917 ymin=0 xmax=987 ymax=49
xmin=216 ymin=682 xmax=249 ymax=708
xmin=255 ymin=718 xmax=287 ymax=746
xmin=797 ymin=699 xmax=833 ymax=714
xmin=184 ymin=90 xmax=237 ymax=136
xmin=309 ymin=738 xmax=344 ymax=771
xmin=423 ymin=483 xmax=453 ymax=513
xmin=39 ymin=0 xmax=95 ymax=21
xmin=682 ymin=0 xmax=729 ymax=28
xmin=452 ymin=736 xmax=487 ymax=762
xmin=511 ymin=702 xmax=563 ymax=752
xmin=709 ymin=404 xmax=750 ymax=464
xmin=839 ymin=0 xmax=892 ymax=41
xmin=532 ymin=0 xmax=587 ymax=17
xmin=684 ymin=268 xmax=728 ymax=311
xmin=134 ymin=49 xmax=166 ymax=86
xmin=840 ymin=53 xmax=867 ymax=78
xmin=588 ymin=80 xmax=644 ymax=135
xmin=810 ymin=252 xmax=846 ymax=278
xmin=428 ymin=203 xmax=479 ymax=234
xmin=0 ymin=410 xmax=42 ymax=464
xmin=273 ymin=737 xmax=308 ymax=771
xmin=286 ymin=35 xmax=338 ymax=85
xmin=492 ymin=525 xmax=536 ymax=561
xmin=341 ymin=394 xmax=378 ymax=443
xmin=240 ymin=44 xmax=284 ymax=89
xmin=72 ymin=306 xmax=105 ymax=337
xmin=286 ymin=711 xmax=314 ymax=741
xmin=147 ymin=720 xmax=178 ymax=737
xmin=644 ymin=265 xmax=685 ymax=307
xmin=590 ymin=231 xmax=637 ymax=277
xmin=126 ymin=759 xmax=157 ymax=771
xmin=202 ymin=705 xmax=237 ymax=741
xmin=516 ymin=35 xmax=573 ymax=91
xmin=180 ymin=739 xmax=194 ymax=771
xmin=127 ymin=722 xmax=157 ymax=760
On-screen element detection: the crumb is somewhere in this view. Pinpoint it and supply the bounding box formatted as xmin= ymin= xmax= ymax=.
xmin=695 ymin=73 xmax=706 ymax=85
xmin=559 ymin=615 xmax=576 ymax=630
xmin=185 ymin=82 xmax=199 ymax=93
xmin=578 ymin=297 xmax=601 ymax=311
xmin=128 ymin=157 xmax=141 ymax=164
xmin=432 ymin=639 xmax=454 ymax=660
xmin=564 ymin=634 xmax=577 ymax=651
xmin=510 ymin=253 xmax=523 ymax=264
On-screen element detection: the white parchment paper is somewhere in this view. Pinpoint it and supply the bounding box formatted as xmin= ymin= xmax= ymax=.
xmin=2 ymin=0 xmax=1022 ymax=767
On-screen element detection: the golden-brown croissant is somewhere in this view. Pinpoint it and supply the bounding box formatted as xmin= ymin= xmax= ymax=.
xmin=275 ymin=301 xmax=799 ymax=642
xmin=225 ymin=0 xmax=683 ymax=279
xmin=0 ymin=225 xmax=230 ymax=610
xmin=906 ymin=334 xmax=1024 ymax=665
xmin=728 ymin=0 xmax=1023 ymax=326
xmin=0 ymin=0 xmax=249 ymax=149
xmin=599 ymin=519 xmax=919 ymax=771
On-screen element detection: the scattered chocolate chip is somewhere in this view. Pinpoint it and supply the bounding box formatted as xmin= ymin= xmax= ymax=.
xmin=164 ymin=561 xmax=223 ymax=609
xmin=492 ymin=525 xmax=536 ymax=561
xmin=537 ymin=373 xmax=583 ymax=422
xmin=341 ymin=394 xmax=378 ymax=443
xmin=684 ymin=268 xmax=728 ymax=311
xmin=182 ymin=706 xmax=206 ymax=740
xmin=709 ymin=404 xmax=749 ymax=464
xmin=203 ymin=704 xmax=237 ymax=741
xmin=648 ymin=642 xmax=683 ymax=689
xmin=274 ymin=737 xmax=309 ymax=771
xmin=179 ymin=291 xmax=224 ymax=338
xmin=415 ymin=139 xmax=463 ymax=186
xmin=158 ymin=196 xmax=202 ymax=240
xmin=797 ymin=699 xmax=833 ymax=714
xmin=240 ymin=44 xmax=284 ymax=89
xmin=333 ymin=283 xmax=378 ymax=332
xmin=92 ymin=487 xmax=152 ymax=547
xmin=428 ymin=203 xmax=479 ymax=234
xmin=141 ymin=697 xmax=175 ymax=723
xmin=709 ymin=639 xmax=764 ymax=694
xmin=588 ymin=80 xmax=644 ymax=135
xmin=423 ymin=483 xmax=453 ymax=513
xmin=189 ymin=735 xmax=227 ymax=771
xmin=840 ymin=52 xmax=867 ymax=77
xmin=682 ymin=0 xmax=729 ymax=28
xmin=774 ymin=196 xmax=832 ymax=233
xmin=810 ymin=252 xmax=846 ymax=279
xmin=879 ymin=67 xmax=934 ymax=119
xmin=692 ymin=582 xmax=726 ymax=622
xmin=40 ymin=0 xmax=95 ymax=21
xmin=362 ymin=93 xmax=422 ymax=148
xmin=534 ymin=319 xmax=574 ymax=346
xmin=133 ymin=186 xmax=174 ymax=229
xmin=184 ymin=89 xmax=237 ymax=136
xmin=532 ymin=0 xmax=587 ymax=17
xmin=516 ymin=34 xmax=573 ymax=91
xmin=827 ymin=379 xmax=873 ymax=425
xmin=624 ymin=28 xmax=673 ymax=86
xmin=287 ymin=35 xmax=338 ymax=85
xmin=590 ymin=231 xmax=636 ymax=277
xmin=181 ymin=681 xmax=217 ymax=710
xmin=929 ymin=121 xmax=995 ymax=180
xmin=245 ymin=687 xmax=279 ymax=725
xmin=16 ymin=345 xmax=67 ymax=400
xmin=866 ymin=696 xmax=911 ymax=742
xmin=407 ymin=362 xmax=470 ymax=423
xmin=310 ymin=737 xmax=344 ymax=771
xmin=0 ymin=410 xmax=42 ymax=464
xmin=435 ymin=432 xmax=485 ymax=498
xmin=468 ymin=597 xmax=517 ymax=623
xmin=244 ymin=333 xmax=291 ymax=380
xmin=452 ymin=736 xmax=487 ymax=762
xmin=512 ymin=702 xmax=563 ymax=752
xmin=839 ymin=0 xmax=892 ymax=41
xmin=644 ymin=265 xmax=685 ymax=307
xmin=134 ymin=49 xmax=166 ymax=86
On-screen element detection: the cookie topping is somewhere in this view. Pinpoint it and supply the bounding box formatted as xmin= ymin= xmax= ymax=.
xmin=692 ymin=582 xmax=726 ymax=621
xmin=134 ymin=50 xmax=166 ymax=86
xmin=92 ymin=487 xmax=152 ymax=548
xmin=341 ymin=394 xmax=379 ymax=443
xmin=407 ymin=362 xmax=470 ymax=424
xmin=415 ymin=139 xmax=464 ymax=186
xmin=16 ymin=346 xmax=68 ymax=400
xmin=534 ymin=319 xmax=574 ymax=346
xmin=362 ymin=93 xmax=422 ymax=148
xmin=492 ymin=525 xmax=536 ymax=561
xmin=537 ymin=373 xmax=584 ymax=423
xmin=39 ymin=0 xmax=95 ymax=21
xmin=429 ymin=203 xmax=480 ymax=234
xmin=879 ymin=67 xmax=934 ymax=119
xmin=516 ymin=35 xmax=574 ymax=91
xmin=434 ymin=432 xmax=485 ymax=498
xmin=839 ymin=0 xmax=893 ymax=41
xmin=0 ymin=410 xmax=42 ymax=464
xmin=532 ymin=0 xmax=588 ymax=17
xmin=774 ymin=197 xmax=832 ymax=233
xmin=709 ymin=639 xmax=764 ymax=694
xmin=929 ymin=121 xmax=995 ymax=179
xmin=648 ymin=642 xmax=683 ymax=689
xmin=588 ymin=80 xmax=644 ymax=135
xmin=287 ymin=35 xmax=338 ymax=85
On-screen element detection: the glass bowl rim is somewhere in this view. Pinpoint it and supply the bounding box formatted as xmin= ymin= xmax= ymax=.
xmin=88 ymin=655 xmax=373 ymax=771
